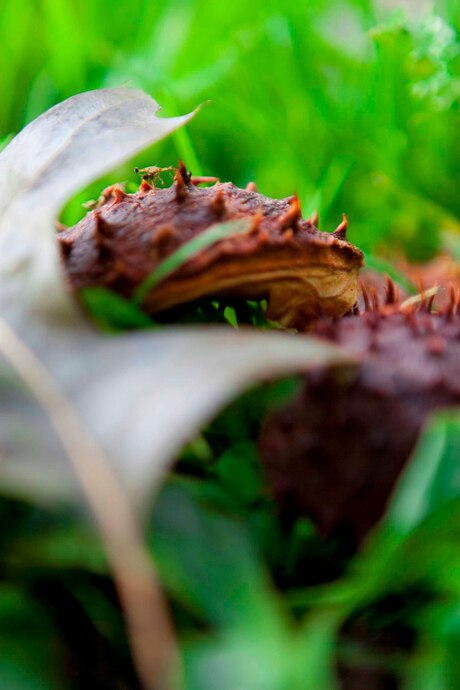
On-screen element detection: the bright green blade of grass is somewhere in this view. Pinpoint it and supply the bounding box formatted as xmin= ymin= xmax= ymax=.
xmin=133 ymin=217 xmax=252 ymax=305
xmin=386 ymin=410 xmax=460 ymax=537
xmin=79 ymin=287 xmax=156 ymax=331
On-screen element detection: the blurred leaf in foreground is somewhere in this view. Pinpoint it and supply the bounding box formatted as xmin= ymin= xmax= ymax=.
xmin=0 ymin=87 xmax=352 ymax=686
xmin=0 ymin=87 xmax=352 ymax=506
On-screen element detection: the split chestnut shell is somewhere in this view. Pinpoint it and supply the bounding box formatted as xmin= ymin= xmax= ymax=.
xmin=259 ymin=285 xmax=460 ymax=545
xmin=57 ymin=165 xmax=363 ymax=329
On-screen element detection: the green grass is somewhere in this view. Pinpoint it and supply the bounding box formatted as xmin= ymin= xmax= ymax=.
xmin=1 ymin=1 xmax=460 ymax=688
xmin=2 ymin=0 xmax=460 ymax=257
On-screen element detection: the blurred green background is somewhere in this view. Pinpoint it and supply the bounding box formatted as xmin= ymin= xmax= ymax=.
xmin=2 ymin=0 xmax=460 ymax=259
xmin=2 ymin=1 xmax=460 ymax=689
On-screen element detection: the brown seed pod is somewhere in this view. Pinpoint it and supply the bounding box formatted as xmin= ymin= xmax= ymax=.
xmin=57 ymin=164 xmax=363 ymax=329
xmin=258 ymin=282 xmax=460 ymax=545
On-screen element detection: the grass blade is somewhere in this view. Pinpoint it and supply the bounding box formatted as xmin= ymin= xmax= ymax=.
xmin=133 ymin=217 xmax=252 ymax=305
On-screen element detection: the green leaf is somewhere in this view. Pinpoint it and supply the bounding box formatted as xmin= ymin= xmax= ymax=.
xmin=342 ymin=411 xmax=460 ymax=605
xmin=149 ymin=478 xmax=279 ymax=630
xmin=386 ymin=410 xmax=460 ymax=536
xmin=182 ymin=606 xmax=341 ymax=690
xmin=0 ymin=585 xmax=63 ymax=689
xmin=212 ymin=443 xmax=263 ymax=506
xmin=79 ymin=286 xmax=155 ymax=330
xmin=0 ymin=133 xmax=13 ymax=152
xmin=405 ymin=602 xmax=460 ymax=690
xmin=183 ymin=628 xmax=290 ymax=690
xmin=293 ymin=609 xmax=341 ymax=690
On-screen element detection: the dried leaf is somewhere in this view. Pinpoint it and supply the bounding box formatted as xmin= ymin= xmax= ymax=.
xmin=0 ymin=88 xmax=353 ymax=688
xmin=0 ymin=88 xmax=352 ymax=505
xmin=0 ymin=88 xmax=203 ymax=688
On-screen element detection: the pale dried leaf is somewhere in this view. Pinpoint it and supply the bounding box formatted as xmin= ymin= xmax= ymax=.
xmin=0 ymin=328 xmax=350 ymax=504
xmin=0 ymin=88 xmax=352 ymax=506
xmin=0 ymin=87 xmax=197 ymax=330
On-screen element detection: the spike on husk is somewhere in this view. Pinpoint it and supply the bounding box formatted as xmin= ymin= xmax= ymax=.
xmin=332 ymin=214 xmax=348 ymax=240
xmin=210 ymin=186 xmax=226 ymax=216
xmin=307 ymin=210 xmax=319 ymax=228
xmin=139 ymin=179 xmax=153 ymax=193
xmin=279 ymin=194 xmax=301 ymax=231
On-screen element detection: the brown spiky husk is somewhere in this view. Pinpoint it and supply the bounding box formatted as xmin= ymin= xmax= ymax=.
xmin=57 ymin=165 xmax=363 ymax=329
xmin=258 ymin=284 xmax=460 ymax=545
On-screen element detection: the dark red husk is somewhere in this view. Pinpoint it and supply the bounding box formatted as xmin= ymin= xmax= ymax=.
xmin=259 ymin=284 xmax=460 ymax=545
xmin=57 ymin=165 xmax=363 ymax=328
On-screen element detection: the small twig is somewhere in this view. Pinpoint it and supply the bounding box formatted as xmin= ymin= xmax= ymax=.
xmin=0 ymin=316 xmax=178 ymax=690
